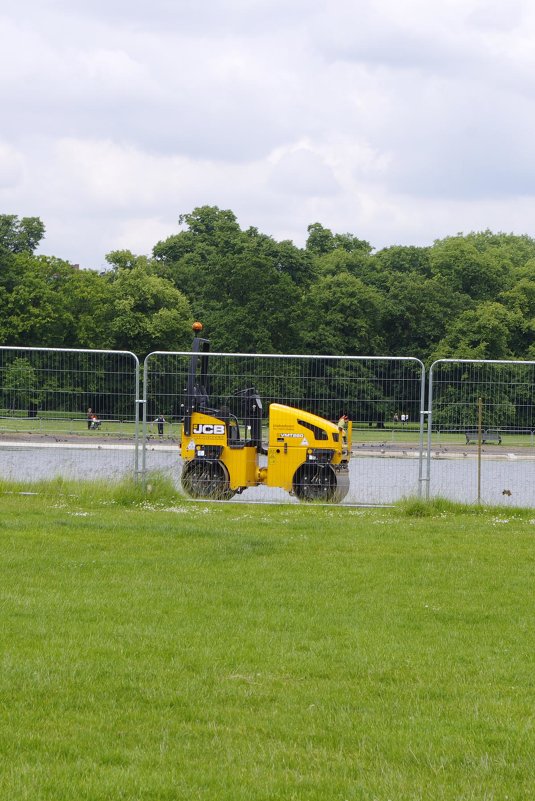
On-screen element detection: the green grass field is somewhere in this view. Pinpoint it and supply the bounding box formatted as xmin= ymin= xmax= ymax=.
xmin=1 ymin=479 xmax=534 ymax=800
xmin=0 ymin=415 xmax=156 ymax=439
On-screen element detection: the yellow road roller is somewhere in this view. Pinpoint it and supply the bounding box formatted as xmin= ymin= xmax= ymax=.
xmin=180 ymin=324 xmax=351 ymax=502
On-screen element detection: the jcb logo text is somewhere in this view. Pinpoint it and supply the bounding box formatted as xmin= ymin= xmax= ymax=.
xmin=193 ymin=424 xmax=225 ymax=435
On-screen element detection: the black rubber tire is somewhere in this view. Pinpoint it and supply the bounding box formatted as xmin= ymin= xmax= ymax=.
xmin=181 ymin=459 xmax=235 ymax=500
xmin=292 ymin=462 xmax=348 ymax=503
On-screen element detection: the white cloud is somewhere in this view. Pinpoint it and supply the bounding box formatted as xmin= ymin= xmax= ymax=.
xmin=267 ymin=146 xmax=340 ymax=196
xmin=110 ymin=216 xmax=178 ymax=255
xmin=0 ymin=142 xmax=25 ymax=189
xmin=1 ymin=0 xmax=535 ymax=268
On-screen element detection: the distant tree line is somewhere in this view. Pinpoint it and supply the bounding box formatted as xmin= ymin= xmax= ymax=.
xmin=1 ymin=208 xmax=534 ymax=362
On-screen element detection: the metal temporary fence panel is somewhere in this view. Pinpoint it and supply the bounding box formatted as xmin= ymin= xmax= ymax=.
xmin=0 ymin=347 xmax=140 ymax=484
xmin=427 ymin=359 xmax=535 ymax=508
xmin=143 ymin=350 xmax=426 ymax=505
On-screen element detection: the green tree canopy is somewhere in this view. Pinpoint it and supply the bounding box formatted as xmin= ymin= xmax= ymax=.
xmin=429 ymin=236 xmax=511 ymax=300
xmin=382 ymin=273 xmax=470 ymax=359
xmin=2 ymin=255 xmax=78 ymax=346
xmin=300 ymin=272 xmax=384 ymax=356
xmin=374 ymin=245 xmax=431 ymax=276
xmin=152 ymin=206 xmax=306 ymax=352
xmin=0 ymin=215 xmax=45 ymax=254
xmin=306 ymin=222 xmax=371 ymax=256
xmin=432 ymin=302 xmax=527 ymax=360
xmin=104 ymin=265 xmax=193 ymax=355
xmin=1 ymin=209 xmax=533 ymax=365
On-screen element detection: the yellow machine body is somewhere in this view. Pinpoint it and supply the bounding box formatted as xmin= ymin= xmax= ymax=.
xmin=181 ymin=403 xmax=351 ymax=499
xmin=265 ymin=403 xmax=350 ymax=491
xmin=181 ymin=411 xmax=258 ymax=490
xmin=179 ymin=325 xmax=350 ymax=501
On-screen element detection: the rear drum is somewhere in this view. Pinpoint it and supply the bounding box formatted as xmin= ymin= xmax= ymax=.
xmin=181 ymin=459 xmax=235 ymax=500
xmin=292 ymin=462 xmax=349 ymax=503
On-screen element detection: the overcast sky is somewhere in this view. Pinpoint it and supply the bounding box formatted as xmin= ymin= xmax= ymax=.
xmin=2 ymin=0 xmax=535 ymax=269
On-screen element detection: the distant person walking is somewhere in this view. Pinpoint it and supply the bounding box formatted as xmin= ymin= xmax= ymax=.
xmin=154 ymin=414 xmax=166 ymax=438
xmin=87 ymin=407 xmax=93 ymax=430
xmin=337 ymin=414 xmax=348 ymax=437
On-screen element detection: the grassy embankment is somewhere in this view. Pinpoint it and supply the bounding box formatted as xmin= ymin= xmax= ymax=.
xmin=1 ymin=478 xmax=534 ymax=800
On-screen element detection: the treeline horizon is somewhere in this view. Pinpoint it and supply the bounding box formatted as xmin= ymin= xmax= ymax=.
xmin=1 ymin=208 xmax=534 ymax=362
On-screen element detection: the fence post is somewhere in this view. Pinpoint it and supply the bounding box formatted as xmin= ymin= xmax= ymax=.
xmin=477 ymin=396 xmax=483 ymax=504
xmin=417 ymin=361 xmax=427 ymax=498
xmin=426 ymin=362 xmax=436 ymax=500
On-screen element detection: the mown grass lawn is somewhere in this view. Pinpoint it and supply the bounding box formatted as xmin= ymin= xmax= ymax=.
xmin=1 ymin=480 xmax=534 ymax=800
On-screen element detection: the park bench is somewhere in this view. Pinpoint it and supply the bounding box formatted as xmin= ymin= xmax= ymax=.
xmin=465 ymin=429 xmax=502 ymax=445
